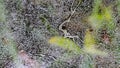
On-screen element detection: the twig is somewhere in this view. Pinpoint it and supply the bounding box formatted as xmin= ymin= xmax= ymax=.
xmin=59 ymin=0 xmax=82 ymax=39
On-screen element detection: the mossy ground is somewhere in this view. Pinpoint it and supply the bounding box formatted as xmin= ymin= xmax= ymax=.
xmin=0 ymin=0 xmax=120 ymax=68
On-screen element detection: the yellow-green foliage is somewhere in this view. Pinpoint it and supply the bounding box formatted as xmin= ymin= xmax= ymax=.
xmin=84 ymin=29 xmax=95 ymax=48
xmin=49 ymin=36 xmax=81 ymax=54
xmin=102 ymin=6 xmax=115 ymax=31
xmin=48 ymin=0 xmax=114 ymax=56
xmin=83 ymin=29 xmax=107 ymax=56
xmin=88 ymin=0 xmax=115 ymax=31
xmin=49 ymin=32 xmax=107 ymax=56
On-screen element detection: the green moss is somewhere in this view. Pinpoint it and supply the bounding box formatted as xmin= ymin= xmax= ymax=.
xmin=0 ymin=0 xmax=6 ymax=22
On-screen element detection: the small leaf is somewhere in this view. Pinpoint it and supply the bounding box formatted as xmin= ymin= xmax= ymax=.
xmin=84 ymin=47 xmax=107 ymax=56
xmin=104 ymin=7 xmax=113 ymax=21
xmin=84 ymin=29 xmax=108 ymax=56
xmin=88 ymin=14 xmax=103 ymax=30
xmin=84 ymin=29 xmax=96 ymax=48
xmin=49 ymin=36 xmax=81 ymax=54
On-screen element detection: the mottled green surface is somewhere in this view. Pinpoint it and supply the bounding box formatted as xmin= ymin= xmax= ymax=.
xmin=0 ymin=0 xmax=120 ymax=68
